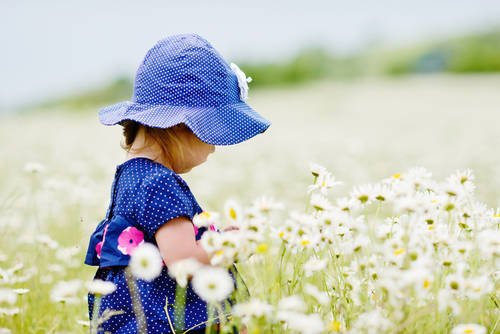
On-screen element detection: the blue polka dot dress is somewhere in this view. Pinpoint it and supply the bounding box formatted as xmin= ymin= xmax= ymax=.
xmin=85 ymin=157 xmax=213 ymax=333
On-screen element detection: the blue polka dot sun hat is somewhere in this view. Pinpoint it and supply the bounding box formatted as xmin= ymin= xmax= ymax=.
xmin=99 ymin=33 xmax=271 ymax=145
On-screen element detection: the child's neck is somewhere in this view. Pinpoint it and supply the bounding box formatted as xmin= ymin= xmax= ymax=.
xmin=126 ymin=128 xmax=173 ymax=170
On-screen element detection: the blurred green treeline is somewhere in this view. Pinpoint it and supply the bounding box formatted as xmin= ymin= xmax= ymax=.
xmin=41 ymin=28 xmax=500 ymax=110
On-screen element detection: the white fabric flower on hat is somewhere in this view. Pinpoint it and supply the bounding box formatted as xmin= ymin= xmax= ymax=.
xmin=230 ymin=62 xmax=252 ymax=102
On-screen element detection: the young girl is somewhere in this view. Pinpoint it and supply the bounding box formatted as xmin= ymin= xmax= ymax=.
xmin=84 ymin=33 xmax=270 ymax=333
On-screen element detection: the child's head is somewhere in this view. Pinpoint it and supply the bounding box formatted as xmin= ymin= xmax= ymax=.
xmin=121 ymin=120 xmax=215 ymax=173
xmin=99 ymin=33 xmax=270 ymax=160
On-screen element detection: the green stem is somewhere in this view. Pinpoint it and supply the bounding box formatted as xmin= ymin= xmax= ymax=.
xmin=278 ymin=242 xmax=286 ymax=299
xmin=215 ymin=303 xmax=226 ymax=331
xmin=125 ymin=268 xmax=147 ymax=334
xmin=182 ymin=311 xmax=232 ymax=334
xmin=165 ymin=301 xmax=177 ymax=334
xmin=305 ymin=175 xmax=318 ymax=213
xmin=174 ymin=285 xmax=187 ymax=331
xmin=490 ymin=310 xmax=500 ymax=334
xmin=205 ymin=304 xmax=215 ymax=334
xmin=90 ymin=295 xmax=101 ymax=334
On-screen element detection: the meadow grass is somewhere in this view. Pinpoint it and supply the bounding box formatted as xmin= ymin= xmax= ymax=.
xmin=0 ymin=76 xmax=499 ymax=333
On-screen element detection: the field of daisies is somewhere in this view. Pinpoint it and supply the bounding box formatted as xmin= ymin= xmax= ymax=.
xmin=0 ymin=75 xmax=499 ymax=333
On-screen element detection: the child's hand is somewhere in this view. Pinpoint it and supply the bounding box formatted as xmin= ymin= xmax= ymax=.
xmin=222 ymin=225 xmax=239 ymax=232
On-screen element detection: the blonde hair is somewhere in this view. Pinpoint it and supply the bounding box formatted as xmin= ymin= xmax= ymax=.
xmin=121 ymin=120 xmax=187 ymax=169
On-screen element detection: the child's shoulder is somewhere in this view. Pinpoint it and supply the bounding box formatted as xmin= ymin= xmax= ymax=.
xmin=120 ymin=157 xmax=189 ymax=194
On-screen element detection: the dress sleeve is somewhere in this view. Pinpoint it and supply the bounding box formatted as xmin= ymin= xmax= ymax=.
xmin=135 ymin=171 xmax=193 ymax=239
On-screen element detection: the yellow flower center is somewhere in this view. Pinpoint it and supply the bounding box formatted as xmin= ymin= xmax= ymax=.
xmin=328 ymin=320 xmax=341 ymax=332
xmin=228 ymin=207 xmax=237 ymax=220
xmin=423 ymin=279 xmax=430 ymax=289
xmin=393 ymin=248 xmax=405 ymax=256
xmin=256 ymin=243 xmax=269 ymax=254
xmin=358 ymin=195 xmax=369 ymax=203
xmin=215 ymin=249 xmax=224 ymax=256
xmin=301 ymin=239 xmax=310 ymax=246
xmin=392 ymin=173 xmax=401 ymax=179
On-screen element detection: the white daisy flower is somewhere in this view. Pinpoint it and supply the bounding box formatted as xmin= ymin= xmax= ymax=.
xmin=304 ymin=284 xmax=329 ymax=305
xmin=309 ymin=193 xmax=332 ymax=211
xmin=463 ymin=275 xmax=493 ymax=300
xmin=168 ymin=258 xmax=202 ymax=288
xmin=278 ymin=295 xmax=306 ymax=312
xmin=372 ymin=183 xmax=394 ymax=202
xmin=450 ymin=323 xmax=486 ymax=334
xmin=308 ymin=171 xmax=341 ymax=196
xmin=23 ymin=161 xmax=45 ymax=174
xmin=309 ymin=162 xmax=327 ymax=178
xmin=193 ymin=211 xmax=219 ymax=228
xmin=47 ymin=264 xmax=65 ymax=274
xmin=335 ymin=197 xmax=358 ymax=212
xmin=55 ymin=246 xmax=81 ymax=263
xmin=76 ymin=319 xmax=90 ymax=327
xmin=476 ymin=229 xmax=500 ymax=258
xmin=13 ymin=288 xmax=29 ymax=295
xmin=0 ymin=308 xmax=20 ymax=317
xmin=437 ymin=289 xmax=461 ymax=316
xmin=129 ymin=243 xmax=163 ymax=282
xmin=36 ymin=234 xmax=59 ymax=249
xmin=303 ymin=257 xmax=327 ymax=277
xmin=224 ymin=199 xmax=243 ymax=224
xmin=445 ymin=273 xmax=466 ymax=292
xmin=287 ymin=313 xmax=324 ymax=334
xmin=441 ymin=182 xmax=465 ymax=198
xmin=192 ymin=266 xmax=234 ymax=303
xmin=350 ymin=309 xmax=394 ymax=333
xmin=350 ymin=184 xmax=377 ymax=206
xmin=407 ymin=267 xmax=434 ymax=295
xmin=199 ymin=230 xmax=222 ymax=254
xmin=50 ymin=280 xmax=82 ymax=304
xmin=447 ymin=169 xmax=476 ymax=194
xmin=248 ymin=196 xmax=284 ymax=216
xmin=0 ymin=289 xmax=17 ymax=304
xmin=86 ymin=279 xmax=117 ymax=296
xmin=405 ymin=167 xmax=433 ymax=189
xmin=40 ymin=275 xmax=53 ymax=285
xmin=232 ymin=298 xmax=274 ymax=321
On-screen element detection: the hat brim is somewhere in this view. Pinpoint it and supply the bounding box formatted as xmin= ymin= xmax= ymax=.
xmin=98 ymin=101 xmax=270 ymax=146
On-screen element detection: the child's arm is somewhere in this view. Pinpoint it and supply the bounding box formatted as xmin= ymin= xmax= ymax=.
xmin=155 ymin=217 xmax=210 ymax=266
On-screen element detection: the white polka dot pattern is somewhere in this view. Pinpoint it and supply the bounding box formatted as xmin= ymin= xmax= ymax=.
xmin=98 ymin=33 xmax=270 ymax=146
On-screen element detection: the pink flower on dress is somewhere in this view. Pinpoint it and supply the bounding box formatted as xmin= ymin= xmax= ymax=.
xmin=209 ymin=224 xmax=217 ymax=232
xmin=193 ymin=224 xmax=199 ymax=236
xmin=117 ymin=226 xmax=144 ymax=255
xmin=96 ymin=224 xmax=109 ymax=259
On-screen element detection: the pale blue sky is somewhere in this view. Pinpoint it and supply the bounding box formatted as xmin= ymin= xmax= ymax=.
xmin=1 ymin=0 xmax=499 ymax=109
